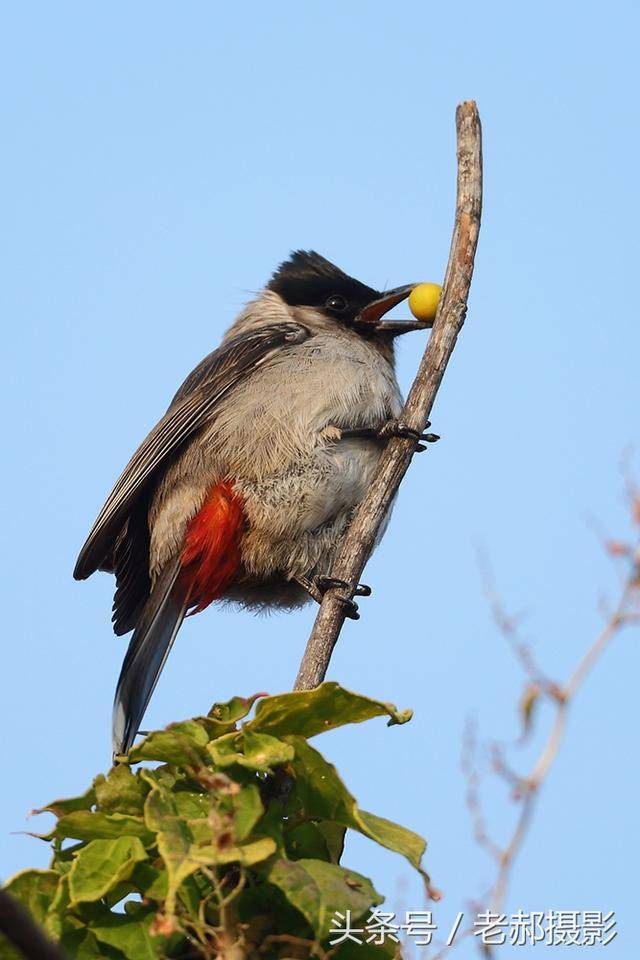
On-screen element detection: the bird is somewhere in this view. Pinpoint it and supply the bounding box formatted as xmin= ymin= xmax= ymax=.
xmin=73 ymin=251 xmax=434 ymax=755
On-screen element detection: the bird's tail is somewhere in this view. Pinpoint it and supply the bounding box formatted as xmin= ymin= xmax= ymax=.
xmin=112 ymin=559 xmax=186 ymax=757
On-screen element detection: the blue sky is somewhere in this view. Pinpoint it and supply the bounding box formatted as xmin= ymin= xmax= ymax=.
xmin=1 ymin=2 xmax=638 ymax=956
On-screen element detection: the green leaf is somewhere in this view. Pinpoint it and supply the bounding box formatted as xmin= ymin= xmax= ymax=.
xmin=52 ymin=841 xmax=85 ymax=867
xmin=317 ymin=822 xmax=346 ymax=864
xmin=267 ymin=858 xmax=382 ymax=939
xmin=192 ymin=836 xmax=276 ymax=867
xmin=285 ymin=822 xmax=332 ymax=862
xmin=3 ymin=869 xmax=59 ymax=923
xmin=180 ymin=785 xmax=268 ymax=848
xmin=286 ymin=737 xmax=356 ymax=823
xmin=90 ymin=911 xmax=164 ymax=960
xmin=248 ymin=682 xmax=412 ymax=739
xmin=176 ymin=870 xmax=215 ymax=917
xmin=208 ymin=729 xmax=294 ymax=773
xmin=45 ymin=874 xmax=72 ymax=939
xmin=62 ymin=929 xmax=123 ymax=959
xmin=143 ymin=773 xmax=277 ymax=913
xmin=94 ymin=766 xmax=147 ymax=816
xmin=69 ymin=836 xmax=148 ymax=904
xmin=285 ymin=821 xmax=346 ymax=863
xmin=206 ymin=731 xmax=244 ymax=767
xmin=236 ymin=881 xmax=312 ymax=941
xmin=0 ymin=871 xmax=62 ymax=960
xmin=128 ymin=721 xmax=209 ymax=765
xmin=10 ymin=686 xmax=429 ymax=957
xmin=231 ymin=782 xmax=264 ymax=841
xmin=144 ymin=783 xmax=199 ymax=914
xmin=103 ymin=881 xmax=138 ymax=909
xmin=173 ymin=790 xmax=211 ymax=819
xmin=55 ymin=811 xmax=154 ymax=843
xmin=130 ymin=862 xmax=169 ymax=901
xmin=207 ymin=692 xmax=266 ymax=726
xmin=358 ymin=810 xmax=426 ymax=875
xmin=33 ymin=786 xmax=96 ymax=819
xmin=140 ymin=766 xmax=177 ymax=790
xmin=242 ymin=729 xmax=295 ymax=772
xmin=288 ymin=737 xmax=428 ymax=883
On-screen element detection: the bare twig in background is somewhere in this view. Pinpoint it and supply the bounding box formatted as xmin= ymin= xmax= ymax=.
xmin=461 ymin=721 xmax=502 ymax=865
xmin=295 ymin=100 xmax=483 ymax=691
xmin=429 ymin=489 xmax=640 ymax=959
xmin=488 ymin=590 xmax=637 ymax=917
xmin=476 ymin=549 xmax=563 ymax=703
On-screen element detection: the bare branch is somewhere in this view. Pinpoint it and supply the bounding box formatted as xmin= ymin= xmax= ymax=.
xmin=476 ymin=546 xmax=562 ymax=702
xmin=461 ymin=719 xmax=502 ymax=863
xmin=487 ymin=577 xmax=637 ymax=918
xmin=295 ymin=101 xmax=483 ymax=690
xmin=432 ymin=496 xmax=640 ymax=958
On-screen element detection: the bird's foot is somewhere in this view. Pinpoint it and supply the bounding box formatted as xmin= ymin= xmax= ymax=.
xmin=339 ymin=420 xmax=439 ymax=452
xmin=297 ymin=575 xmax=371 ymax=620
xmin=316 ymin=575 xmax=372 ymax=598
xmin=377 ymin=419 xmax=440 ymax=452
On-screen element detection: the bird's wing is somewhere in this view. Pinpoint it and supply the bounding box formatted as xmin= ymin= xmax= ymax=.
xmin=112 ymin=557 xmax=185 ymax=756
xmin=73 ymin=321 xmax=309 ymax=581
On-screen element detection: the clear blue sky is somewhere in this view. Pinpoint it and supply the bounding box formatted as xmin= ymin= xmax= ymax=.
xmin=1 ymin=2 xmax=638 ymax=956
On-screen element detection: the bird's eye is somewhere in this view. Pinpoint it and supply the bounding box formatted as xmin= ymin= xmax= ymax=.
xmin=326 ymin=294 xmax=348 ymax=312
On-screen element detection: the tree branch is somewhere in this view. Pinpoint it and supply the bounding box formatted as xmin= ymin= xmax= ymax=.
xmin=428 ymin=493 xmax=640 ymax=959
xmin=489 ymin=580 xmax=637 ymax=918
xmin=295 ymin=100 xmax=483 ymax=690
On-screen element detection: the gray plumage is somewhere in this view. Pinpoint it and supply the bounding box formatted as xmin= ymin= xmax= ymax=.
xmin=74 ymin=251 xmax=425 ymax=755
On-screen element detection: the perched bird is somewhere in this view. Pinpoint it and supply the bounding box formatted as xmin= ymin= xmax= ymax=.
xmin=74 ymin=251 xmax=433 ymax=754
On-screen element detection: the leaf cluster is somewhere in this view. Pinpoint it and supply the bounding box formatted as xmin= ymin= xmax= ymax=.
xmin=2 ymin=684 xmax=429 ymax=960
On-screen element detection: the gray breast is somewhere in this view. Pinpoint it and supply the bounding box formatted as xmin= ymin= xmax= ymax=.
xmin=148 ymin=329 xmax=402 ymax=580
xmin=208 ymin=330 xmax=403 ymax=482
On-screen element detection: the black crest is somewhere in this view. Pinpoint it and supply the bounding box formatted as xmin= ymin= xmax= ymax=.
xmin=268 ymin=250 xmax=380 ymax=322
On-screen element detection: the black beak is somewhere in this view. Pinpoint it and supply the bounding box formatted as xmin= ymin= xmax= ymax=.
xmin=357 ymin=284 xmax=432 ymax=335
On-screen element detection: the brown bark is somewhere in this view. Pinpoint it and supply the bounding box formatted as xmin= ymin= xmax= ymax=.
xmin=295 ymin=101 xmax=483 ymax=690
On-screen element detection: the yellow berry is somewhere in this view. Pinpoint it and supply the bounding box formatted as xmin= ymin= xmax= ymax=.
xmin=408 ymin=283 xmax=442 ymax=322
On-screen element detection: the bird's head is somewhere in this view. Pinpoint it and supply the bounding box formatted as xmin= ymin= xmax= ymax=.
xmin=267 ymin=250 xmax=429 ymax=338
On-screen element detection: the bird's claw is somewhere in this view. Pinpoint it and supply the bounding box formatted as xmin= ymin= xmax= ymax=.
xmin=415 ymin=432 xmax=440 ymax=452
xmin=378 ymin=419 xmax=440 ymax=447
xmin=314 ymin=575 xmax=349 ymax=593
xmin=311 ymin=576 xmax=372 ymax=619
xmin=354 ymin=583 xmax=372 ymax=597
xmin=336 ymin=596 xmax=360 ymax=620
xmin=337 ymin=420 xmax=439 ymax=452
xmin=378 ymin=419 xmax=440 ymax=452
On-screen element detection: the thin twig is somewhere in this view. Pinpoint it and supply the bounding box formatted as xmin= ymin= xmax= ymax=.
xmin=489 ymin=582 xmax=636 ymax=916
xmin=461 ymin=720 xmax=502 ymax=863
xmin=476 ymin=546 xmax=562 ymax=701
xmin=295 ymin=101 xmax=483 ymax=690
xmin=429 ymin=503 xmax=640 ymax=958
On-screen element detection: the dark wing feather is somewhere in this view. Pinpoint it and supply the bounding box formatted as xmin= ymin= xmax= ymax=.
xmin=112 ymin=557 xmax=185 ymax=755
xmin=110 ymin=505 xmax=151 ymax=635
xmin=73 ymin=321 xmax=309 ymax=582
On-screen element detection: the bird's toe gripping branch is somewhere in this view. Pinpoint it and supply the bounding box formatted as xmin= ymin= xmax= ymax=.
xmin=297 ymin=575 xmax=372 ymax=620
xmin=377 ymin=419 xmax=440 ymax=452
xmin=340 ymin=419 xmax=440 ymax=453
